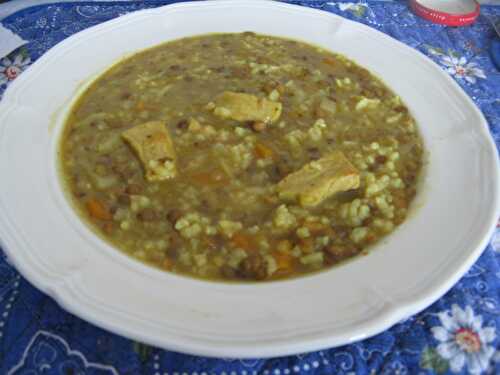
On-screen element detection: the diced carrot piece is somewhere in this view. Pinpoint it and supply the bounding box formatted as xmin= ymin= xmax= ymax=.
xmin=190 ymin=169 xmax=228 ymax=186
xmin=303 ymin=221 xmax=327 ymax=233
xmin=273 ymin=251 xmax=294 ymax=270
xmin=365 ymin=233 xmax=376 ymax=243
xmin=323 ymin=57 xmax=336 ymax=67
xmin=231 ymin=232 xmax=255 ymax=252
xmin=254 ymin=142 xmax=274 ymax=159
xmin=86 ymin=198 xmax=112 ymax=221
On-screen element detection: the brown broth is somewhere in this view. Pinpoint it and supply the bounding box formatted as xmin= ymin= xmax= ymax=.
xmin=59 ymin=33 xmax=423 ymax=281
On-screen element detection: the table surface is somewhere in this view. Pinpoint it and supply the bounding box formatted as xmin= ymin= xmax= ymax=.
xmin=0 ymin=1 xmax=499 ymax=374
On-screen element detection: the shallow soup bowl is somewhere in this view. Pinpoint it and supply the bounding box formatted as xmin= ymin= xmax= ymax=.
xmin=0 ymin=0 xmax=498 ymax=358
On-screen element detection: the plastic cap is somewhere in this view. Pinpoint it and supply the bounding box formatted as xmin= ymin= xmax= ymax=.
xmin=410 ymin=0 xmax=480 ymax=26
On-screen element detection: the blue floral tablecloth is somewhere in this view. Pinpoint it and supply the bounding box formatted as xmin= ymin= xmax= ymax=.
xmin=0 ymin=1 xmax=499 ymax=374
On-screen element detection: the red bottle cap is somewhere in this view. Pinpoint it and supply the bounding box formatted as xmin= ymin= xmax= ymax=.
xmin=410 ymin=0 xmax=480 ymax=26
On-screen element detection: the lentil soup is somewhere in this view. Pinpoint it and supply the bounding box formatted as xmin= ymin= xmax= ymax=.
xmin=59 ymin=33 xmax=424 ymax=282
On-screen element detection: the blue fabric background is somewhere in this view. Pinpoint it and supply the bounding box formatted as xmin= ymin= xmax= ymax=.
xmin=0 ymin=1 xmax=499 ymax=374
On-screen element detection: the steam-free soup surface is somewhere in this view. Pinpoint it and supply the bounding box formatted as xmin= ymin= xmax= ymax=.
xmin=59 ymin=33 xmax=423 ymax=281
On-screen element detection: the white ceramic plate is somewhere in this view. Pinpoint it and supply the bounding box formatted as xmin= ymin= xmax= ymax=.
xmin=0 ymin=0 xmax=498 ymax=358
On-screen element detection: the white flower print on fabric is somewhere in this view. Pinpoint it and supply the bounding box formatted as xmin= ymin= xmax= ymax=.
xmin=425 ymin=46 xmax=486 ymax=84
xmin=0 ymin=52 xmax=31 ymax=85
xmin=440 ymin=56 xmax=486 ymax=84
xmin=431 ymin=304 xmax=496 ymax=374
